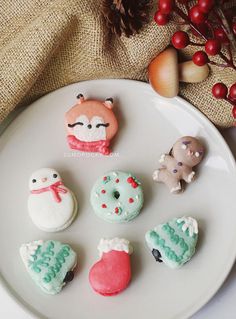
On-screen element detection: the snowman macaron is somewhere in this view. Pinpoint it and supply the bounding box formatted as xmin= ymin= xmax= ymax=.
xmin=28 ymin=168 xmax=78 ymax=232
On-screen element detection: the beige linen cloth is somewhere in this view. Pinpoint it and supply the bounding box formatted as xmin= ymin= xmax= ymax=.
xmin=0 ymin=0 xmax=235 ymax=128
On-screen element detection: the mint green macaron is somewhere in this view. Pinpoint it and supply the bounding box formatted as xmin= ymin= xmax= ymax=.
xmin=90 ymin=171 xmax=144 ymax=223
xmin=20 ymin=240 xmax=77 ymax=294
xmin=145 ymin=216 xmax=198 ymax=269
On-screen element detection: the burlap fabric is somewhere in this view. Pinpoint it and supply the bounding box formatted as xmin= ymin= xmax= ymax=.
xmin=0 ymin=0 xmax=235 ymax=128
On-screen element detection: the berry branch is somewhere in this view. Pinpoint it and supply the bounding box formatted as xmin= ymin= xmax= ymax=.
xmin=154 ymin=0 xmax=236 ymax=119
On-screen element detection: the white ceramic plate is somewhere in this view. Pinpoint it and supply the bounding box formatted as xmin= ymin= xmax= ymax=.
xmin=0 ymin=79 xmax=236 ymax=319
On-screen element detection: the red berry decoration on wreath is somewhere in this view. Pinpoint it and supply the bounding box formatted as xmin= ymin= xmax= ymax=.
xmin=153 ymin=0 xmax=236 ymax=120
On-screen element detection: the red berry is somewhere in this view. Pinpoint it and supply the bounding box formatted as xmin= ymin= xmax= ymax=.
xmin=159 ymin=0 xmax=174 ymax=14
xmin=115 ymin=207 xmax=119 ymax=214
xmin=198 ymin=0 xmax=214 ymax=13
xmin=212 ymin=83 xmax=228 ymax=99
xmin=229 ymin=83 xmax=236 ymax=101
xmin=127 ymin=177 xmax=133 ymax=183
xmin=189 ymin=5 xmax=207 ymax=24
xmin=171 ymin=31 xmax=190 ymax=49
xmin=101 ymin=189 xmax=106 ymax=194
xmin=214 ymin=28 xmax=229 ymax=44
xmin=129 ymin=198 xmax=134 ymax=203
xmin=115 ymin=178 xmax=119 ymax=183
xmin=205 ymin=39 xmax=221 ymax=55
xmin=154 ymin=10 xmax=169 ymax=25
xmin=232 ymin=106 xmax=236 ymax=119
xmin=102 ymin=204 xmax=107 ymax=208
xmin=192 ymin=51 xmax=209 ymax=66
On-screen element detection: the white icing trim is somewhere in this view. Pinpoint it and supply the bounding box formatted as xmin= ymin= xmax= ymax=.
xmin=159 ymin=154 xmax=166 ymax=163
xmin=20 ymin=240 xmax=44 ymax=268
xmin=177 ymin=217 xmax=198 ymax=237
xmin=98 ymin=238 xmax=133 ymax=257
xmin=171 ymin=182 xmax=181 ymax=193
xmin=152 ymin=169 xmax=159 ymax=182
xmin=187 ymin=171 xmax=195 ymax=183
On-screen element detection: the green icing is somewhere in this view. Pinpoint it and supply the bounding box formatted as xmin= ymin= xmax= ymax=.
xmin=146 ymin=218 xmax=198 ymax=268
xmin=21 ymin=240 xmax=77 ymax=295
xmin=149 ymin=230 xmax=184 ymax=263
xmin=91 ymin=171 xmax=144 ymax=223
xmin=103 ymin=176 xmax=111 ymax=184
xmin=162 ymin=223 xmax=189 ymax=257
xmin=115 ymin=206 xmax=123 ymax=215
xmin=30 ymin=242 xmax=71 ymax=283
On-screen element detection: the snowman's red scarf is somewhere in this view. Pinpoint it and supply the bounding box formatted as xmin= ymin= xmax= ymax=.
xmin=30 ymin=181 xmax=67 ymax=203
xmin=67 ymin=135 xmax=111 ymax=155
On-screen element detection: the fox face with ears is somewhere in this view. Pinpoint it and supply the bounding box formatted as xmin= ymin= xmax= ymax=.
xmin=65 ymin=94 xmax=118 ymax=155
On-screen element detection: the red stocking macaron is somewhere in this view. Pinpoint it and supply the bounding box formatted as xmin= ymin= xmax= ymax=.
xmin=89 ymin=238 xmax=133 ymax=296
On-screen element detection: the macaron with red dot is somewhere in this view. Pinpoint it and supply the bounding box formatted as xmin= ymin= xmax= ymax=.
xmin=90 ymin=171 xmax=144 ymax=223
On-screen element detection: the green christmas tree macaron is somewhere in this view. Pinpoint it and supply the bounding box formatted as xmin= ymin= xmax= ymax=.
xmin=145 ymin=216 xmax=198 ymax=269
xmin=20 ymin=240 xmax=77 ymax=294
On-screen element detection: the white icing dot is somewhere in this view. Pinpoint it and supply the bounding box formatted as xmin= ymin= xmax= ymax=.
xmin=135 ymin=195 xmax=139 ymax=200
xmin=95 ymin=192 xmax=99 ymax=197
xmin=181 ymin=144 xmax=187 ymax=150
xmin=195 ymin=152 xmax=200 ymax=157
xmin=113 ymin=172 xmax=118 ymax=176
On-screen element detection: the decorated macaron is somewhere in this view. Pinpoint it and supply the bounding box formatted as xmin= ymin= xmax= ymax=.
xmin=89 ymin=238 xmax=133 ymax=296
xmin=65 ymin=94 xmax=118 ymax=155
xmin=145 ymin=216 xmax=198 ymax=269
xmin=90 ymin=171 xmax=144 ymax=223
xmin=20 ymin=240 xmax=77 ymax=295
xmin=28 ymin=168 xmax=78 ymax=232
xmin=153 ymin=136 xmax=205 ymax=194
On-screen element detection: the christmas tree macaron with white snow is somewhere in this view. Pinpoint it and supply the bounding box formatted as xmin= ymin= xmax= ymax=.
xmin=145 ymin=216 xmax=198 ymax=269
xmin=28 ymin=168 xmax=78 ymax=232
xmin=20 ymin=240 xmax=77 ymax=294
xmin=89 ymin=238 xmax=133 ymax=296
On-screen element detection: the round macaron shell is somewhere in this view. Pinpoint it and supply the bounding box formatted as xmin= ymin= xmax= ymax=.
xmin=90 ymin=171 xmax=144 ymax=223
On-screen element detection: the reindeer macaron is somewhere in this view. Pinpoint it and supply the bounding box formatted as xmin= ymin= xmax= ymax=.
xmin=153 ymin=136 xmax=205 ymax=194
xmin=65 ymin=94 xmax=118 ymax=155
